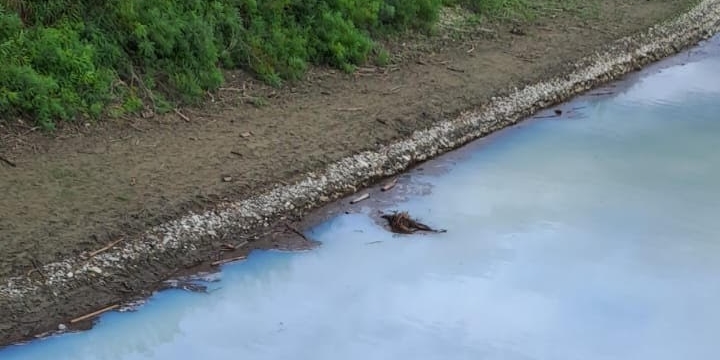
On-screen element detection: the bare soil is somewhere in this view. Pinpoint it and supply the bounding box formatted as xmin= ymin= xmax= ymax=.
xmin=0 ymin=0 xmax=697 ymax=347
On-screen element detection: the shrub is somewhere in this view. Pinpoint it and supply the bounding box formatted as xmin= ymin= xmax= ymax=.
xmin=0 ymin=0 xmax=538 ymax=129
xmin=0 ymin=9 xmax=112 ymax=129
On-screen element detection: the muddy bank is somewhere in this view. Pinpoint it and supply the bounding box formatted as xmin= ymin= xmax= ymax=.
xmin=1 ymin=0 xmax=719 ymax=349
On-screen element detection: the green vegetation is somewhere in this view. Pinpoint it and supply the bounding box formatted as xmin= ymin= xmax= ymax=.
xmin=0 ymin=0 xmax=582 ymax=129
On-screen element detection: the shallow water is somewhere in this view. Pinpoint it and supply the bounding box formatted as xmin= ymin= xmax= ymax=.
xmin=4 ymin=39 xmax=720 ymax=360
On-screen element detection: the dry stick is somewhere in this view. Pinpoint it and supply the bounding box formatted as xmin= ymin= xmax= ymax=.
xmin=230 ymin=151 xmax=243 ymax=157
xmin=87 ymin=238 xmax=125 ymax=258
xmin=0 ymin=154 xmax=16 ymax=167
xmin=211 ymin=255 xmax=248 ymax=267
xmin=336 ymin=107 xmax=364 ymax=112
xmin=173 ymin=109 xmax=190 ymax=122
xmin=285 ymin=223 xmax=310 ymax=242
xmin=70 ymin=304 xmax=119 ymax=324
xmin=27 ymin=258 xmax=46 ymax=280
xmin=128 ymin=123 xmax=145 ymax=132
xmin=221 ymin=240 xmax=249 ymax=251
xmin=381 ymin=178 xmax=398 ymax=192
xmin=350 ymin=193 xmax=370 ymax=204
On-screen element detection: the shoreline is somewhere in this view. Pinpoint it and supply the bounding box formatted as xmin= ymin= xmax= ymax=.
xmin=1 ymin=0 xmax=719 ymax=349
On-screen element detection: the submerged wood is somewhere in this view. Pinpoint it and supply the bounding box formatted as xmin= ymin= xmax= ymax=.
xmin=380 ymin=211 xmax=447 ymax=234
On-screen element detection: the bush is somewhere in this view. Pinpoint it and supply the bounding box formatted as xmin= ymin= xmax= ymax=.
xmin=0 ymin=9 xmax=113 ymax=129
xmin=0 ymin=0 xmax=527 ymax=129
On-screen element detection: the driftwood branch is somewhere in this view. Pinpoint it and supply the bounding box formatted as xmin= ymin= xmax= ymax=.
xmin=173 ymin=109 xmax=190 ymax=122
xmin=87 ymin=238 xmax=125 ymax=258
xmin=350 ymin=193 xmax=369 ymax=204
xmin=381 ymin=178 xmax=398 ymax=191
xmin=0 ymin=154 xmax=16 ymax=167
xmin=285 ymin=223 xmax=310 ymax=242
xmin=211 ymin=255 xmax=248 ymax=266
xmin=70 ymin=304 xmax=119 ymax=324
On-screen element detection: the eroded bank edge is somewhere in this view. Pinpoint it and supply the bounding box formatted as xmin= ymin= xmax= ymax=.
xmin=1 ymin=0 xmax=719 ymax=339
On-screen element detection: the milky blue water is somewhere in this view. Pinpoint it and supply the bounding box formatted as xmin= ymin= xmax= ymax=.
xmin=3 ymin=39 xmax=720 ymax=360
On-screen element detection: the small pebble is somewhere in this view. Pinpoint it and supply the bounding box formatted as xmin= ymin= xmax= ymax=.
xmin=58 ymin=324 xmax=67 ymax=331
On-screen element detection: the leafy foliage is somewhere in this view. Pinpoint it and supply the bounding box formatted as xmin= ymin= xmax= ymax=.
xmin=0 ymin=0 xmax=545 ymax=129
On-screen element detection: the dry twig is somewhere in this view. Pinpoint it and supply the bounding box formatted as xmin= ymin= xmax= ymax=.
xmin=350 ymin=193 xmax=370 ymax=204
xmin=173 ymin=109 xmax=190 ymax=122
xmin=70 ymin=304 xmax=119 ymax=324
xmin=211 ymin=255 xmax=248 ymax=266
xmin=381 ymin=178 xmax=398 ymax=192
xmin=0 ymin=154 xmax=16 ymax=167
xmin=87 ymin=238 xmax=125 ymax=258
xmin=285 ymin=223 xmax=310 ymax=242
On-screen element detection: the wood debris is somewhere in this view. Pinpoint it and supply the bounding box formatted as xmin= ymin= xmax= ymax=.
xmin=220 ymin=240 xmax=248 ymax=252
xmin=87 ymin=238 xmax=125 ymax=258
xmin=0 ymin=154 xmax=16 ymax=167
xmin=211 ymin=255 xmax=248 ymax=266
xmin=350 ymin=193 xmax=369 ymax=204
xmin=70 ymin=304 xmax=119 ymax=324
xmin=173 ymin=108 xmax=190 ymax=122
xmin=381 ymin=178 xmax=397 ymax=192
xmin=380 ymin=211 xmax=447 ymax=234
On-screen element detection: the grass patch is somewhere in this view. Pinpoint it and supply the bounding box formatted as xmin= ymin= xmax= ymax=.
xmin=0 ymin=0 xmax=593 ymax=129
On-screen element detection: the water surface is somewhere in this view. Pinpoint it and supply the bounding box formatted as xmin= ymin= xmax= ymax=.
xmin=3 ymin=38 xmax=720 ymax=360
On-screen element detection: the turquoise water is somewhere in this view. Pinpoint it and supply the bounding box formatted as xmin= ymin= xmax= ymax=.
xmin=3 ymin=39 xmax=720 ymax=359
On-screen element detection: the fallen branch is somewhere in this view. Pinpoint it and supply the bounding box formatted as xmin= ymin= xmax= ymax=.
xmin=381 ymin=178 xmax=398 ymax=192
xmin=173 ymin=108 xmax=190 ymax=122
xmin=211 ymin=255 xmax=247 ymax=266
xmin=335 ymin=107 xmax=364 ymax=112
xmin=381 ymin=211 xmax=447 ymax=234
xmin=350 ymin=193 xmax=370 ymax=204
xmin=87 ymin=238 xmax=125 ymax=258
xmin=382 ymin=85 xmax=404 ymax=95
xmin=70 ymin=304 xmax=119 ymax=324
xmin=128 ymin=123 xmax=146 ymax=132
xmin=0 ymin=154 xmax=16 ymax=167
xmin=29 ymin=258 xmax=46 ymax=280
xmin=285 ymin=223 xmax=310 ymax=242
xmin=220 ymin=240 xmax=248 ymax=251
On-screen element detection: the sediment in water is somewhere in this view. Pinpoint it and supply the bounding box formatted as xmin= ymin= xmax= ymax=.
xmin=1 ymin=0 xmax=719 ymax=348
